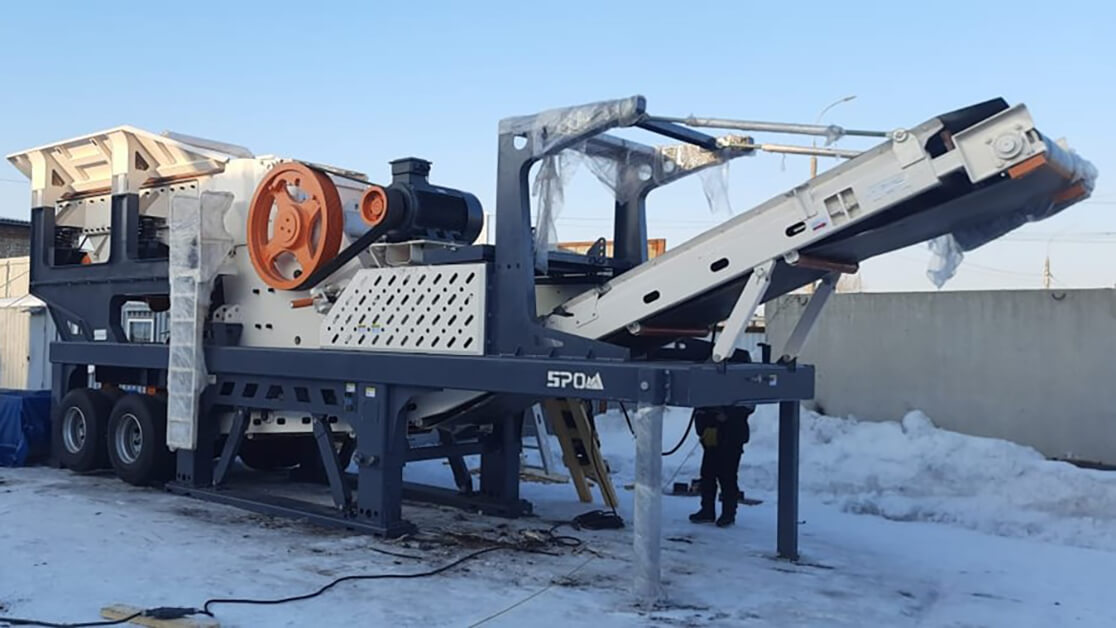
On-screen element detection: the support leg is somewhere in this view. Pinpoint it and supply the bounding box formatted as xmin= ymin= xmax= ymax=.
xmin=213 ymin=407 xmax=248 ymax=487
xmin=353 ymin=385 xmax=414 ymax=537
xmin=314 ymin=416 xmax=352 ymax=509
xmin=174 ymin=388 xmax=215 ymax=487
xmin=633 ymin=402 xmax=664 ymax=606
xmin=712 ymin=260 xmax=775 ymax=363
xmin=779 ymin=271 xmax=838 ymax=362
xmin=439 ymin=429 xmax=473 ymax=494
xmin=480 ymin=416 xmax=522 ymax=505
xmin=777 ymin=400 xmax=800 ymax=560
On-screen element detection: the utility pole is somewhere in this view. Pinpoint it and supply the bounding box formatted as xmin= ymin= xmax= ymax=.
xmin=1042 ymin=233 xmax=1059 ymax=289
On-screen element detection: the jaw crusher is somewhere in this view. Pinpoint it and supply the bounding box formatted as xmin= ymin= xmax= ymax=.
xmin=6 ymin=96 xmax=1096 ymax=551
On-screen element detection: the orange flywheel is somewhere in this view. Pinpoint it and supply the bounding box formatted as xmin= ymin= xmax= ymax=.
xmin=247 ymin=162 xmax=345 ymax=291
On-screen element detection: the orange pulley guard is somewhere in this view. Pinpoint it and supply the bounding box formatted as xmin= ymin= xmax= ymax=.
xmin=247 ymin=162 xmax=345 ymax=291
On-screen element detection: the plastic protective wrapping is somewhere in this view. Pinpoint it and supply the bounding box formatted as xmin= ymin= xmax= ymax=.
xmin=506 ymin=98 xmax=643 ymax=273
xmin=632 ymin=402 xmax=664 ymax=604
xmin=166 ymin=192 xmax=235 ymax=450
xmin=508 ymin=96 xmax=742 ymax=270
xmin=698 ymin=162 xmax=734 ymax=218
xmin=531 ymin=152 xmax=578 ymax=272
xmin=498 ymin=97 xmax=644 ymax=160
xmin=926 ymin=144 xmax=1098 ymax=288
xmin=925 ymin=234 xmax=965 ymax=288
xmin=529 ymin=139 xmax=736 ymax=269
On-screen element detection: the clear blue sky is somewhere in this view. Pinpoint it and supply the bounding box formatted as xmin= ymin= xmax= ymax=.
xmin=1 ymin=0 xmax=1112 ymax=291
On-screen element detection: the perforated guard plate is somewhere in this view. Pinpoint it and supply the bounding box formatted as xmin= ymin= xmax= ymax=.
xmin=321 ymin=264 xmax=486 ymax=355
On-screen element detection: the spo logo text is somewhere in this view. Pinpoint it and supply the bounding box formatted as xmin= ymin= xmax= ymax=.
xmin=545 ymin=370 xmax=604 ymax=391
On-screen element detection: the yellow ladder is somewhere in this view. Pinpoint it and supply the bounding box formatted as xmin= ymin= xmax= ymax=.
xmin=542 ymin=398 xmax=619 ymax=509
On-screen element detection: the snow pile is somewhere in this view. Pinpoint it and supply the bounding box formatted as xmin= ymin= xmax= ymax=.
xmin=597 ymin=405 xmax=1116 ymax=552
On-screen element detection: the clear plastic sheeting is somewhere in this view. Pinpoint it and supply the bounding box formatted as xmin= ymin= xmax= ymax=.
xmin=507 ymin=96 xmax=752 ymax=271
xmin=530 ymin=135 xmax=741 ymax=270
xmin=926 ymin=234 xmax=965 ymax=288
xmin=167 ymin=192 xmax=235 ymax=450
xmin=926 ymin=142 xmax=1098 ymax=288
xmin=531 ymin=152 xmax=578 ymax=272
xmin=632 ymin=402 xmax=665 ymax=605
xmin=506 ymin=97 xmax=644 ymax=273
xmin=499 ymin=96 xmax=645 ymax=159
xmin=823 ymin=124 xmax=845 ymax=146
xmin=698 ymin=162 xmax=734 ymax=218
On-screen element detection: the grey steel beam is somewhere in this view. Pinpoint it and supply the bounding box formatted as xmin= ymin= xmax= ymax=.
xmin=351 ymin=385 xmax=415 ymax=538
xmin=645 ymin=115 xmax=888 ymax=139
xmin=164 ymin=485 xmax=396 ymax=536
xmin=314 ymin=416 xmax=352 ymax=510
xmin=212 ymin=407 xmax=247 ymax=487
xmin=635 ymin=119 xmax=720 ymax=150
xmin=779 ymin=271 xmax=839 ymax=362
xmin=49 ymin=342 xmax=815 ymax=407
xmin=777 ymin=400 xmax=801 ymax=561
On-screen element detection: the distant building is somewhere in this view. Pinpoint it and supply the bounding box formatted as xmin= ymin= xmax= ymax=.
xmin=557 ymin=238 xmax=667 ymax=259
xmin=0 ymin=218 xmax=31 ymax=258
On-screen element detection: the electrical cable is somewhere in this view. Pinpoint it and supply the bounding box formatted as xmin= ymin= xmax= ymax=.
xmin=618 ymin=401 xmax=695 ymax=457
xmin=467 ymin=555 xmax=597 ymax=627
xmin=619 ymin=401 xmax=635 ymax=435
xmin=664 ymin=439 xmax=702 ymax=491
xmin=661 ymin=414 xmax=694 ymax=457
xmin=2 ymin=534 xmax=580 ymax=628
xmin=0 ymin=609 xmax=156 ymax=627
xmin=200 ymin=545 xmax=507 ymax=615
xmin=361 ymin=546 xmax=426 ymax=559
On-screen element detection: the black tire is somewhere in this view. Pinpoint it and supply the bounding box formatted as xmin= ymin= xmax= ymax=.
xmin=239 ymin=436 xmax=310 ymax=471
xmin=54 ymin=388 xmax=113 ymax=471
xmin=106 ymin=394 xmax=174 ymax=486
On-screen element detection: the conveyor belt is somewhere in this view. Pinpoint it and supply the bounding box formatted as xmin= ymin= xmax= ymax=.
xmin=546 ymin=99 xmax=1096 ymax=347
xmin=410 ymin=98 xmax=1095 ymax=426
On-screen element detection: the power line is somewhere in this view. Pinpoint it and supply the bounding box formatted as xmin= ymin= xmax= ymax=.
xmin=960 ymin=261 xmax=1038 ymax=279
xmin=892 ymin=254 xmax=1037 ymax=279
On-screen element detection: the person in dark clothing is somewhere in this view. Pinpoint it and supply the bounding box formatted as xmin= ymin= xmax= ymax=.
xmin=689 ymin=404 xmax=753 ymax=527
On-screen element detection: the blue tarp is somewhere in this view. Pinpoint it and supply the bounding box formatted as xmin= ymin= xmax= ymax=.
xmin=0 ymin=389 xmax=52 ymax=466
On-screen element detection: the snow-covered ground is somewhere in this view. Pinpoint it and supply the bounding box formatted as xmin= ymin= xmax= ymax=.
xmin=2 ymin=406 xmax=1114 ymax=627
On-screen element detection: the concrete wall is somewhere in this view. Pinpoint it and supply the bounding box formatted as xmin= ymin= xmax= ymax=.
xmin=766 ymin=289 xmax=1116 ymax=466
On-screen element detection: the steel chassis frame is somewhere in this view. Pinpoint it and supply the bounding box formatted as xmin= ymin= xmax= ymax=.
xmin=31 ymin=97 xmax=814 ymax=562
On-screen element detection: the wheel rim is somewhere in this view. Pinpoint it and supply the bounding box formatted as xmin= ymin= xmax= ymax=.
xmin=62 ymin=407 xmax=87 ymax=454
xmin=115 ymin=413 xmax=143 ymax=464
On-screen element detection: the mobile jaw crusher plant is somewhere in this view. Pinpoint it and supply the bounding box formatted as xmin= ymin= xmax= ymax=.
xmin=8 ymin=96 xmax=1095 ymax=598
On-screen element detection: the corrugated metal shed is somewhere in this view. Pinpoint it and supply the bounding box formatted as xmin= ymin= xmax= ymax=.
xmin=1 ymin=257 xmax=30 ymax=298
xmin=0 ymin=257 xmax=51 ymax=390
